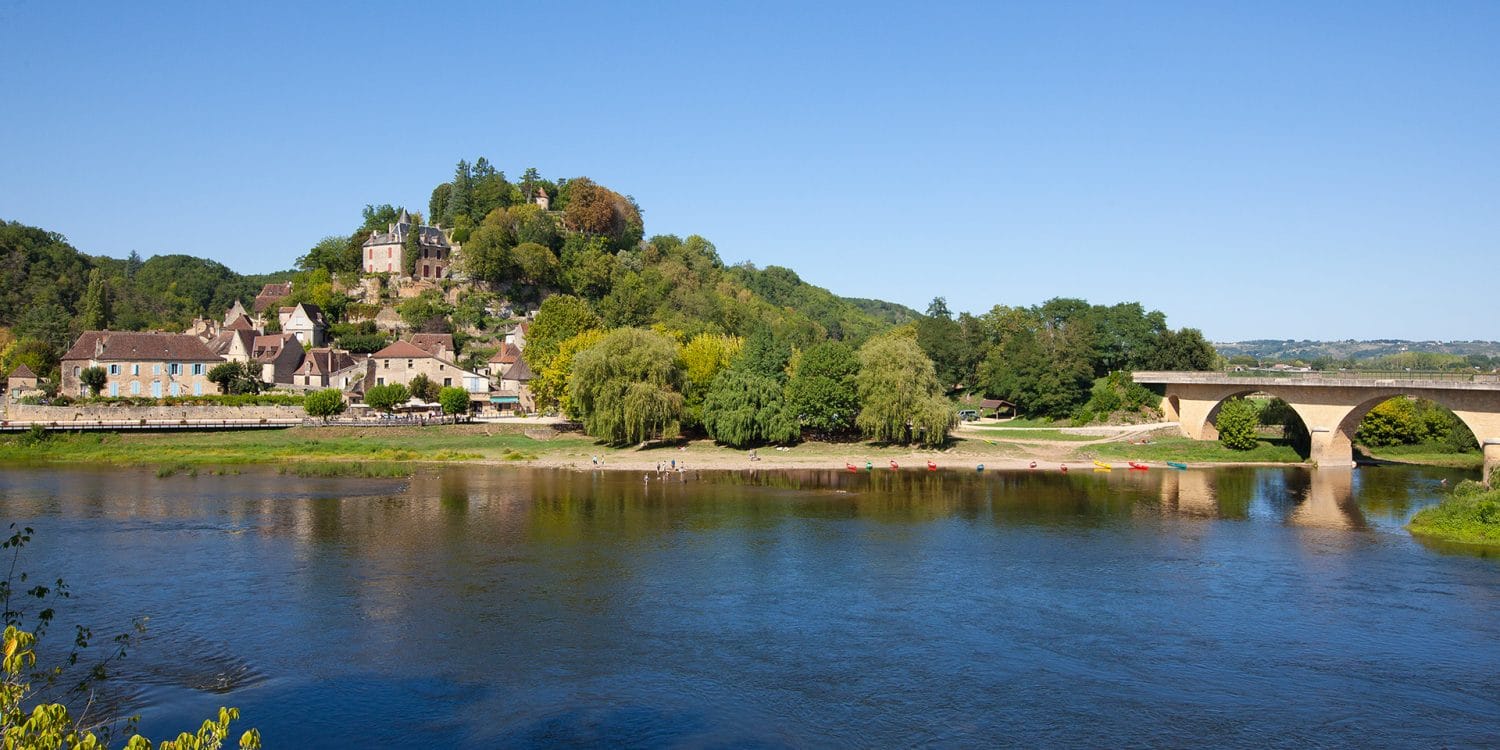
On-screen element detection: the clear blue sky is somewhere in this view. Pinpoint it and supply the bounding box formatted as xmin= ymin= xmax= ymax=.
xmin=2 ymin=1 xmax=1496 ymax=342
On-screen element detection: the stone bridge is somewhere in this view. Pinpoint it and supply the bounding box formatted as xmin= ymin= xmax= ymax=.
xmin=1133 ymin=371 xmax=1500 ymax=477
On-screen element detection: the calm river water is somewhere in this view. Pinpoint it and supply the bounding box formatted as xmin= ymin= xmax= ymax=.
xmin=0 ymin=464 xmax=1496 ymax=748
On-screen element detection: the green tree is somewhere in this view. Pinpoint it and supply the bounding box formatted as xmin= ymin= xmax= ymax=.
xmin=1216 ymin=398 xmax=1260 ymax=450
xmin=530 ymin=329 xmax=605 ymax=417
xmin=206 ymin=362 xmax=265 ymax=395
xmin=402 ymin=222 xmax=421 ymax=278
xmin=296 ymin=235 xmax=360 ymax=274
xmin=439 ymin=386 xmax=469 ymax=416
xmin=511 ymin=242 xmax=560 ymax=287
xmin=303 ymin=389 xmax=346 ymax=420
xmin=78 ymin=269 xmax=111 ymax=331
xmin=523 ymin=295 xmax=602 ymax=373
xmin=409 ymin=373 xmax=440 ymax=402
xmin=677 ymin=333 xmax=742 ymax=427
xmin=363 ymin=383 xmax=410 ymax=413
xmin=855 ymin=329 xmax=953 ymax=446
xmin=915 ymin=297 xmax=965 ymax=391
xmin=569 ymin=328 xmax=684 ymax=445
xmin=701 ymin=368 xmax=797 ymax=447
xmin=786 ymin=341 xmax=860 ymax=436
xmin=79 ymin=366 xmax=107 ymax=397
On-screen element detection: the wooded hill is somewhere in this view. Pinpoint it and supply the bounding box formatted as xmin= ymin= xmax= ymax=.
xmin=1 ymin=157 xmax=1217 ymax=429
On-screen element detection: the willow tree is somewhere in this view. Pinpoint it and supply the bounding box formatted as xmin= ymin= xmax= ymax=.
xmin=569 ymin=328 xmax=684 ymax=445
xmin=701 ymin=368 xmax=797 ymax=447
xmin=855 ymin=329 xmax=954 ymax=447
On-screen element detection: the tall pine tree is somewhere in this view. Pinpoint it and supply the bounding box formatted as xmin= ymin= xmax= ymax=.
xmin=79 ymin=268 xmax=111 ymax=330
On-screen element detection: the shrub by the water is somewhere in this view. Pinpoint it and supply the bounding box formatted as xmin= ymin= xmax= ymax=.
xmin=1407 ymin=480 xmax=1500 ymax=546
xmin=1215 ymin=398 xmax=1260 ymax=451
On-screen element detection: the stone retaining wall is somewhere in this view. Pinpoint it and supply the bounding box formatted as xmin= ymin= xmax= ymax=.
xmin=3 ymin=403 xmax=305 ymax=424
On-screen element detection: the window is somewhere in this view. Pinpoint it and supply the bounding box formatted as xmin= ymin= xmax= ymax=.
xmin=192 ymin=363 xmax=203 ymax=376
xmin=443 ymin=378 xmax=452 ymax=387
xmin=193 ymin=382 xmax=202 ymax=396
xmin=169 ymin=363 xmax=181 ymax=376
xmin=152 ymin=364 xmax=161 ymax=375
xmin=383 ymin=360 xmax=389 ymax=369
xmin=130 ymin=381 xmax=140 ymax=395
xmin=169 ymin=382 xmax=180 ymax=396
xmin=73 ymin=366 xmax=80 ymax=376
xmin=407 ymin=360 xmax=413 ymax=368
xmin=108 ymin=364 xmax=119 ymax=375
xmin=109 ymin=383 xmax=118 ymax=397
xmin=132 ymin=364 xmax=139 ymax=376
xmin=376 ymin=377 xmax=385 ymax=386
xmin=151 ymin=381 xmax=162 ymax=398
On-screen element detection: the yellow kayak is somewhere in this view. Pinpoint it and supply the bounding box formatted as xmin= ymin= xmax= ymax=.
xmin=1093 ymin=461 xmax=1113 ymax=470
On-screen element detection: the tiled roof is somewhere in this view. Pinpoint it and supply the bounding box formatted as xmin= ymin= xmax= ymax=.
xmin=224 ymin=314 xmax=256 ymax=331
xmin=209 ymin=330 xmax=256 ymax=357
xmin=295 ymin=348 xmax=356 ymax=376
xmin=504 ymin=358 xmax=534 ymax=381
xmin=408 ymin=333 xmax=453 ymax=355
xmin=251 ymin=334 xmax=297 ymax=361
xmin=371 ymin=340 xmax=434 ymax=359
xmin=487 ymin=343 xmax=521 ymax=364
xmin=62 ymin=332 xmax=223 ymax=363
xmin=8 ymin=364 xmax=36 ymax=379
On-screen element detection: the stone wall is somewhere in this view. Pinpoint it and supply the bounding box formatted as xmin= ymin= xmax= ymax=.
xmin=3 ymin=403 xmax=305 ymax=424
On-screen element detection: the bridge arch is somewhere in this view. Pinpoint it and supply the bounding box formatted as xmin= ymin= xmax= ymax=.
xmin=1135 ymin=371 xmax=1500 ymax=479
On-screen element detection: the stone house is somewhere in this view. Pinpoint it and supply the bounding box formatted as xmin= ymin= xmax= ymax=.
xmin=488 ymin=357 xmax=535 ymax=414
xmin=253 ymin=282 xmax=292 ymax=315
xmin=278 ymin=303 xmax=327 ymax=347
xmin=6 ymin=365 xmax=39 ymax=400
xmin=504 ymin=321 xmax=529 ymax=351
xmin=291 ymin=348 xmax=359 ymax=389
xmin=208 ymin=329 xmax=257 ymax=361
xmin=61 ymin=332 xmax=223 ymax=398
xmin=533 ymin=186 xmax=550 ymax=211
xmin=251 ymin=334 xmax=305 ymax=384
xmin=368 ymin=340 xmax=489 ymax=396
xmin=486 ymin=343 xmax=522 ymax=379
xmin=361 ymin=210 xmax=459 ymax=280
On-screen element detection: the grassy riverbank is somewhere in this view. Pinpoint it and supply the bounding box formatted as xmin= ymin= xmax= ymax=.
xmin=1407 ymin=481 xmax=1500 ymax=546
xmin=1089 ymin=436 xmax=1306 ymax=465
xmin=1360 ymin=443 xmax=1484 ymax=470
xmin=0 ymin=425 xmax=597 ymax=467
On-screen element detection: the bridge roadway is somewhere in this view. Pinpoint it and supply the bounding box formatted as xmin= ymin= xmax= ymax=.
xmin=1132 ymin=371 xmax=1500 ymax=479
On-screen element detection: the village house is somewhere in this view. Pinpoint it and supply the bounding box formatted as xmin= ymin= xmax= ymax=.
xmin=361 ymin=210 xmax=460 ymax=279
xmin=6 ymin=365 xmax=39 ymax=401
xmin=291 ymin=348 xmax=358 ymax=389
xmin=60 ymin=332 xmax=223 ymax=398
xmin=489 ymin=357 xmax=535 ymax=414
xmin=250 ymin=334 xmax=305 ymax=384
xmin=278 ymin=303 xmax=327 ymax=347
xmin=504 ymin=321 xmax=529 ymax=351
xmin=208 ymin=328 xmax=257 ymax=361
xmin=486 ymin=342 xmax=522 ymax=380
xmin=367 ymin=340 xmax=489 ymax=401
xmin=253 ymin=282 xmax=292 ymax=315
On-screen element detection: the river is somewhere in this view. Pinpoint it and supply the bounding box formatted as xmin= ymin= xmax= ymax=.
xmin=0 ymin=464 xmax=1495 ymax=748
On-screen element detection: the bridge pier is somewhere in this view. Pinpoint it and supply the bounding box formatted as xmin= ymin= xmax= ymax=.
xmin=1485 ymin=442 xmax=1500 ymax=487
xmin=1308 ymin=428 xmax=1355 ymax=469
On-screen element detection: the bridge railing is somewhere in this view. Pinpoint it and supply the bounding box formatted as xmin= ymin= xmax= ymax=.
xmin=1135 ymin=369 xmax=1500 ymax=384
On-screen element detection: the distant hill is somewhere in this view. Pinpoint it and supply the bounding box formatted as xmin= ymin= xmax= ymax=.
xmin=1216 ymin=339 xmax=1500 ymax=363
xmin=840 ymin=297 xmax=921 ymax=326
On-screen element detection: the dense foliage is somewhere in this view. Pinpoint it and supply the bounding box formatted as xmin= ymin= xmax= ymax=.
xmin=1215 ymin=398 xmax=1261 ymax=451
xmin=303 ymin=389 xmax=346 ymax=419
xmin=1355 ymin=397 xmax=1478 ymax=452
xmin=363 ymin=383 xmax=411 ymax=413
xmin=855 ymin=330 xmax=953 ymax=446
xmin=568 ymin=328 xmax=684 ymax=445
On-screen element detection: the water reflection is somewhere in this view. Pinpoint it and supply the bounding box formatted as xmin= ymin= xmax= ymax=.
xmin=0 ymin=463 xmax=1493 ymax=748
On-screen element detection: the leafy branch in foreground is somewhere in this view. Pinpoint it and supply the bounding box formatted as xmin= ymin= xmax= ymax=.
xmin=0 ymin=525 xmax=260 ymax=749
